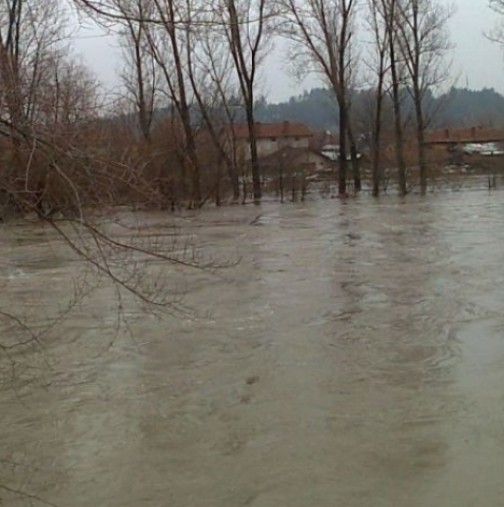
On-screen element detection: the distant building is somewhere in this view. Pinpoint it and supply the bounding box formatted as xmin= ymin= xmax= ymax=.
xmin=425 ymin=126 xmax=504 ymax=145
xmin=425 ymin=126 xmax=504 ymax=155
xmin=320 ymin=143 xmax=362 ymax=162
xmin=258 ymin=145 xmax=335 ymax=177
xmin=321 ymin=144 xmax=340 ymax=161
xmin=229 ymin=121 xmax=314 ymax=161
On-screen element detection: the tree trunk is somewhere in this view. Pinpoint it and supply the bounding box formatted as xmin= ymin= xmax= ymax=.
xmin=164 ymin=1 xmax=201 ymax=207
xmin=338 ymin=99 xmax=348 ymax=196
xmin=188 ymin=146 xmax=201 ymax=206
xmin=392 ymin=92 xmax=407 ymax=196
xmin=246 ymin=110 xmax=262 ymax=203
xmin=371 ymin=97 xmax=383 ymax=197
xmin=225 ymin=0 xmax=264 ymax=204
xmin=348 ymin=125 xmax=361 ymax=192
xmin=371 ymin=51 xmax=386 ymax=197
xmin=415 ymin=93 xmax=427 ymax=195
xmin=337 ymin=8 xmax=350 ymax=198
xmin=389 ymin=51 xmax=407 ymax=196
xmin=229 ymin=135 xmax=241 ymax=202
xmin=131 ymin=24 xmax=152 ymax=144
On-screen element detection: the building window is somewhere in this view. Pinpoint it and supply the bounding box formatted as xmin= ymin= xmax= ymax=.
xmin=295 ymin=137 xmax=300 ymax=141
xmin=270 ymin=137 xmax=277 ymax=142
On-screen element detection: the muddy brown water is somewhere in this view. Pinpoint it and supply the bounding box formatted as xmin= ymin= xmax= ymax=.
xmin=2 ymin=190 xmax=504 ymax=507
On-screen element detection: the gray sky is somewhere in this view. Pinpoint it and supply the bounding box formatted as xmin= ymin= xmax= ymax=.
xmin=74 ymin=0 xmax=504 ymax=103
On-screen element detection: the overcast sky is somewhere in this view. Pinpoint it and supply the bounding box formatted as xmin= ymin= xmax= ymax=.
xmin=74 ymin=0 xmax=504 ymax=103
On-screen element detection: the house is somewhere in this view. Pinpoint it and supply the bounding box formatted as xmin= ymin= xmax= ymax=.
xmin=313 ymin=131 xmax=364 ymax=162
xmin=321 ymin=144 xmax=340 ymax=161
xmin=229 ymin=121 xmax=314 ymax=161
xmin=320 ymin=144 xmax=363 ymax=162
xmin=425 ymin=126 xmax=504 ymax=157
xmin=425 ymin=126 xmax=504 ymax=145
xmin=257 ymin=145 xmax=335 ymax=178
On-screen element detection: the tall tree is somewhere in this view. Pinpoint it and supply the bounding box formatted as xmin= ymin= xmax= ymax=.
xmin=280 ymin=0 xmax=358 ymax=196
xmin=144 ymin=0 xmax=203 ymax=206
xmin=365 ymin=0 xmax=390 ymax=196
xmin=382 ymin=0 xmax=409 ymax=195
xmin=187 ymin=19 xmax=242 ymax=202
xmin=0 ymin=0 xmax=68 ymax=134
xmin=216 ymin=0 xmax=274 ymax=204
xmin=396 ymin=0 xmax=453 ymax=194
xmin=118 ymin=0 xmax=159 ymax=144
xmin=75 ymin=0 xmax=257 ymax=206
xmin=0 ymin=0 xmax=104 ymax=214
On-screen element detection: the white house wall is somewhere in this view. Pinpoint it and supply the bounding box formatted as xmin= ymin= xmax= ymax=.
xmin=240 ymin=137 xmax=312 ymax=161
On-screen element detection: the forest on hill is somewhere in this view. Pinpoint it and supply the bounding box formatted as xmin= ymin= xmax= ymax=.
xmin=254 ymin=87 xmax=504 ymax=132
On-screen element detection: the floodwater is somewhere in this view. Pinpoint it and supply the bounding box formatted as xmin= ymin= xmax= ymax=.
xmin=2 ymin=189 xmax=504 ymax=507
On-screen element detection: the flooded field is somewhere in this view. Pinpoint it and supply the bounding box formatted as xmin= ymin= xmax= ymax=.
xmin=2 ymin=189 xmax=504 ymax=507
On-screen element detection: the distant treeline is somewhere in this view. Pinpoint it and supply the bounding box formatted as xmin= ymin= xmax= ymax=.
xmin=120 ymin=87 xmax=504 ymax=137
xmin=254 ymin=87 xmax=504 ymax=132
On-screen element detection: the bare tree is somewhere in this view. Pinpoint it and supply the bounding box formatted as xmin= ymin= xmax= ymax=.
xmin=0 ymin=0 xmax=106 ymax=214
xmin=118 ymin=0 xmax=159 ymax=144
xmin=215 ymin=0 xmax=274 ymax=204
xmin=380 ymin=0 xmax=409 ymax=195
xmin=395 ymin=0 xmax=453 ymax=194
xmin=75 ymin=0 xmax=203 ymax=207
xmin=73 ymin=0 xmax=215 ymax=25
xmin=141 ymin=0 xmax=204 ymax=207
xmin=0 ymin=0 xmax=68 ymax=136
xmin=364 ymin=0 xmax=390 ymax=196
xmin=347 ymin=103 xmax=362 ymax=192
xmin=487 ymin=1 xmax=504 ymax=43
xmin=280 ymin=0 xmax=358 ymax=196
xmin=74 ymin=0 xmax=271 ymax=204
xmin=186 ymin=12 xmax=242 ymax=202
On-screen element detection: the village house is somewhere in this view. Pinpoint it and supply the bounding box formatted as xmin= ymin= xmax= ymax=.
xmin=311 ymin=130 xmax=363 ymax=162
xmin=425 ymin=126 xmax=504 ymax=158
xmin=230 ymin=121 xmax=314 ymax=161
xmin=257 ymin=145 xmax=335 ymax=178
xmin=425 ymin=125 xmax=504 ymax=145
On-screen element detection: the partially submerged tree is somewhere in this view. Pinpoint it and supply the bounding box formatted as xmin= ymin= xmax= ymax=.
xmin=185 ymin=11 xmax=242 ymax=203
xmin=280 ymin=0 xmax=359 ymax=196
xmin=0 ymin=0 xmax=108 ymax=214
xmin=144 ymin=0 xmax=205 ymax=207
xmin=395 ymin=0 xmax=453 ymax=195
xmin=77 ymin=0 xmax=253 ymax=207
xmin=364 ymin=0 xmax=390 ymax=196
xmin=214 ymin=0 xmax=275 ymax=204
xmin=381 ymin=0 xmax=409 ymax=195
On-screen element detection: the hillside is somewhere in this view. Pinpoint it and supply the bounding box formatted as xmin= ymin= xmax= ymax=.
xmin=254 ymin=87 xmax=504 ymax=132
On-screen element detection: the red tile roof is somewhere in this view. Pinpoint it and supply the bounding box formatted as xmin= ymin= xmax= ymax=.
xmin=425 ymin=126 xmax=504 ymax=144
xmin=232 ymin=121 xmax=313 ymax=139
